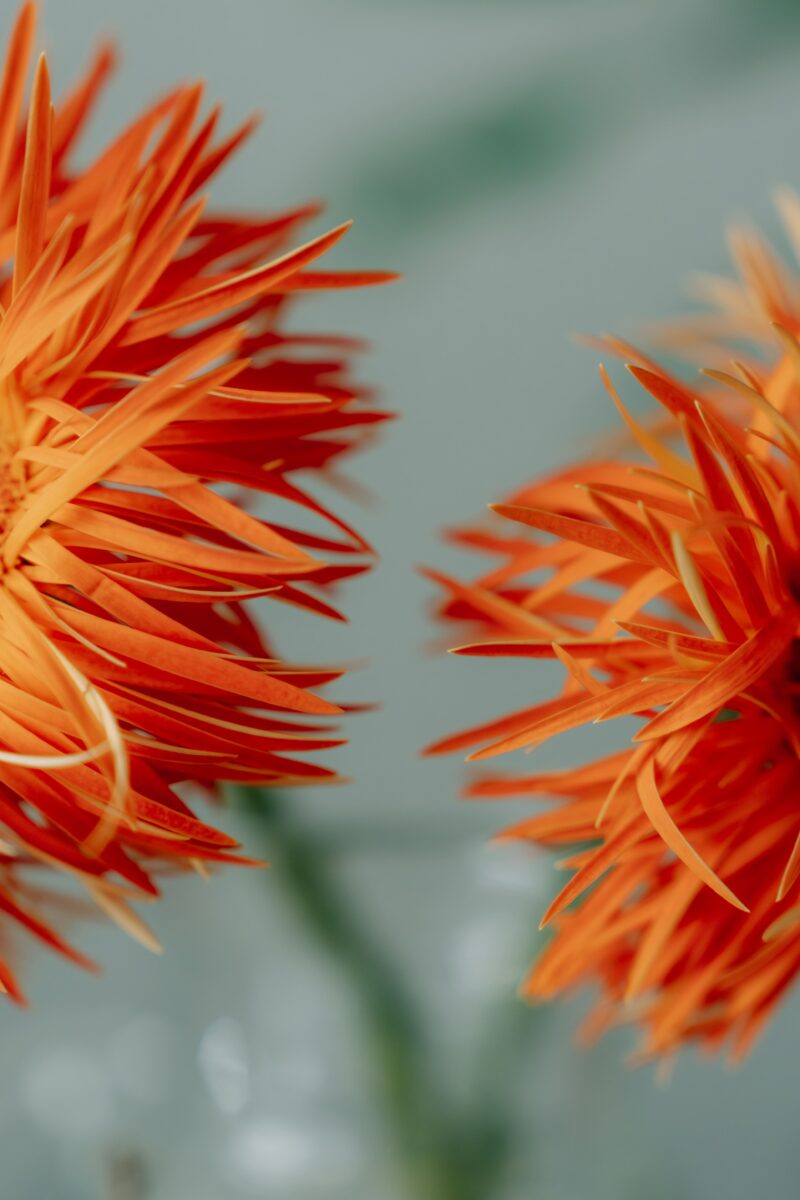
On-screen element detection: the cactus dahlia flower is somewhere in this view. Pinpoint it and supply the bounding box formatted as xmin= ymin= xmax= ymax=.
xmin=426 ymin=206 xmax=800 ymax=1062
xmin=0 ymin=2 xmax=392 ymax=996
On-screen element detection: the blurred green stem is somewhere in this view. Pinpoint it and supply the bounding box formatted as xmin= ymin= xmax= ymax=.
xmin=236 ymin=788 xmax=519 ymax=1200
xmin=103 ymin=1149 xmax=148 ymax=1200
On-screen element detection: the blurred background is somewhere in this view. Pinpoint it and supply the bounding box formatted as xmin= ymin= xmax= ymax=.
xmin=9 ymin=0 xmax=800 ymax=1196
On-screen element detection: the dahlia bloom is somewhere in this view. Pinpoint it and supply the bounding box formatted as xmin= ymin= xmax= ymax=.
xmin=0 ymin=3 xmax=391 ymax=995
xmin=427 ymin=210 xmax=800 ymax=1061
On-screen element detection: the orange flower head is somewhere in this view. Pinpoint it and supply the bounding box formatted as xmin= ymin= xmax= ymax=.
xmin=0 ymin=4 xmax=393 ymax=995
xmin=427 ymin=214 xmax=800 ymax=1062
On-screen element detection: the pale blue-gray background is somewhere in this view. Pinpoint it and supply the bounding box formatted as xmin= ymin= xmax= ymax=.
xmin=5 ymin=1 xmax=800 ymax=1197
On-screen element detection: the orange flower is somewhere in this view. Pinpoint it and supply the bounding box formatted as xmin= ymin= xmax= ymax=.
xmin=426 ymin=257 xmax=800 ymax=1061
xmin=0 ymin=3 xmax=392 ymax=996
xmin=648 ymin=190 xmax=800 ymax=359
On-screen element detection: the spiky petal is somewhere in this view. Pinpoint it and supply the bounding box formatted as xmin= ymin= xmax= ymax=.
xmin=0 ymin=3 xmax=392 ymax=995
xmin=427 ymin=265 xmax=800 ymax=1062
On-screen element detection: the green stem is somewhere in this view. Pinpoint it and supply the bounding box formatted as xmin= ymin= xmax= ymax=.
xmin=103 ymin=1149 xmax=148 ymax=1200
xmin=235 ymin=788 xmax=511 ymax=1200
